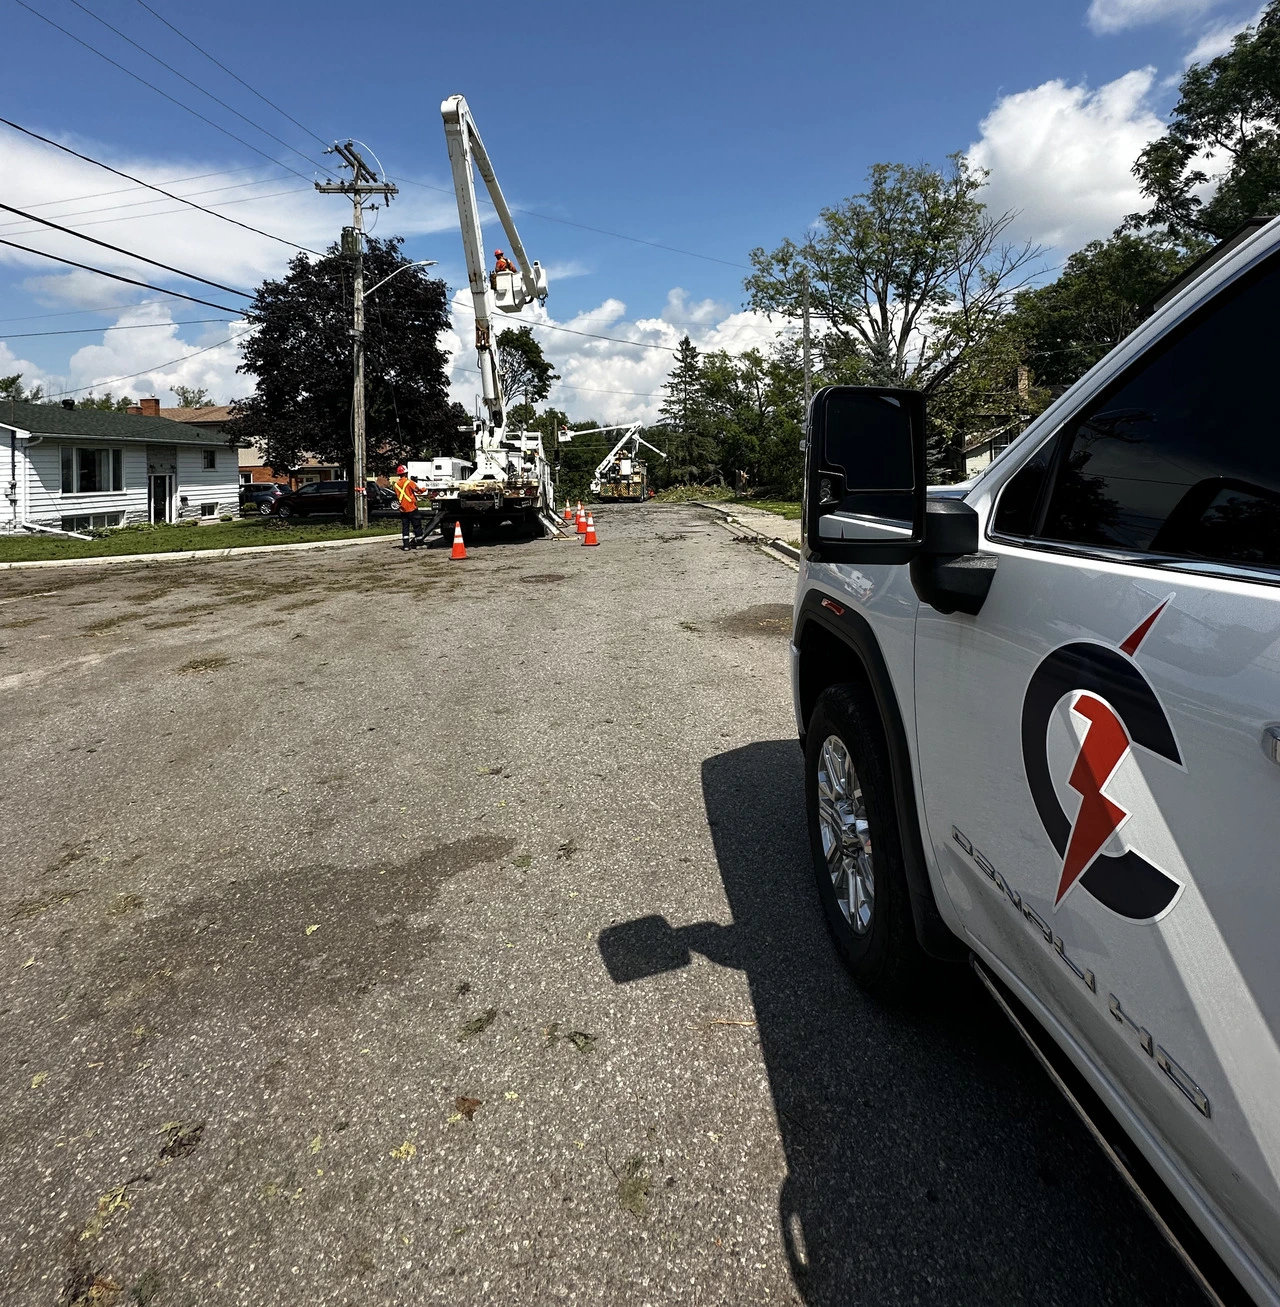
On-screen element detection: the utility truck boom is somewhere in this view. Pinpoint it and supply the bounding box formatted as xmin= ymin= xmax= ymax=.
xmin=430 ymin=95 xmax=561 ymax=537
xmin=581 ymin=423 xmax=666 ymax=500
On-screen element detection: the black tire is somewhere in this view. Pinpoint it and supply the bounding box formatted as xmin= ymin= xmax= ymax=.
xmin=258 ymin=500 xmax=273 ymax=516
xmin=276 ymin=503 xmax=293 ymax=519
xmin=805 ymin=683 xmax=922 ymax=997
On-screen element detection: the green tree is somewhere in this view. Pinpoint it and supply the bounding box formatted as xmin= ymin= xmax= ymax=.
xmin=1009 ymin=232 xmax=1197 ymax=388
xmin=1131 ymin=3 xmax=1280 ymax=242
xmin=745 ymin=157 xmax=1041 ymax=393
xmin=497 ymin=326 xmax=559 ymax=407
xmin=699 ymin=345 xmax=805 ymax=495
xmin=173 ymin=385 xmax=216 ymax=408
xmin=657 ymin=336 xmax=720 ymax=484
xmin=232 ymin=236 xmax=453 ymax=505
xmin=79 ymin=392 xmax=136 ymax=411
xmin=0 ymin=373 xmax=43 ymax=403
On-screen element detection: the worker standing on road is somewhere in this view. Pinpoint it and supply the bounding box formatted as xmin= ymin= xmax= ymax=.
xmin=391 ymin=465 xmax=426 ymax=550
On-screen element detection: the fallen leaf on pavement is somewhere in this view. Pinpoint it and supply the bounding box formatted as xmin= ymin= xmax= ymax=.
xmin=389 ymin=1141 xmax=416 ymax=1160
xmin=455 ymin=1096 xmax=482 ymax=1121
xmin=568 ymin=1031 xmax=597 ymax=1054
xmin=457 ymin=1008 xmax=497 ymax=1041
xmin=159 ymin=1121 xmax=204 ymax=1160
xmin=305 ymin=924 xmax=320 ymax=936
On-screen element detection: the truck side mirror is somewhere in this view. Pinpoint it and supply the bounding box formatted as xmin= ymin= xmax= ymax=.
xmin=804 ymin=386 xmax=927 ymax=565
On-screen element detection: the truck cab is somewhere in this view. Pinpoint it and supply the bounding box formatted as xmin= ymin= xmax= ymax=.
xmin=790 ymin=217 xmax=1280 ymax=1305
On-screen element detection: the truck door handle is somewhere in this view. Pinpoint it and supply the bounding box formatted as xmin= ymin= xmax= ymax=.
xmin=1263 ymin=725 xmax=1280 ymax=764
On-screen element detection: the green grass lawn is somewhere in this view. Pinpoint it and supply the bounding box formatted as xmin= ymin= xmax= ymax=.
xmin=0 ymin=517 xmax=401 ymax=564
xmin=731 ymin=497 xmax=801 ymax=520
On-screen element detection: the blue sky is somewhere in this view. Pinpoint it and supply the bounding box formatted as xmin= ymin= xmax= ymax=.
xmin=0 ymin=0 xmax=1265 ymax=421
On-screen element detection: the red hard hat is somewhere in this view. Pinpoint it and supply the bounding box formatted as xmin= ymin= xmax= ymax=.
xmin=395 ymin=465 xmax=407 ymax=474
xmin=494 ymin=249 xmax=504 ymax=257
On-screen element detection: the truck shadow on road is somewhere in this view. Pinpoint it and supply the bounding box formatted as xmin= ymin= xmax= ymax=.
xmin=598 ymin=740 xmax=1201 ymax=1307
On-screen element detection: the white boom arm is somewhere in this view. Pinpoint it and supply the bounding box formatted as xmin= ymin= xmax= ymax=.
xmin=441 ymin=94 xmax=548 ymax=433
xmin=589 ymin=424 xmax=667 ymax=479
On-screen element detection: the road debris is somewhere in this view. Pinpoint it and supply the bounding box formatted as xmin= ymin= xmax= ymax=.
xmin=455 ymin=1096 xmax=482 ymax=1120
xmin=159 ymin=1121 xmax=204 ymax=1160
xmin=457 ymin=1007 xmax=498 ymax=1041
xmin=616 ymin=1155 xmax=651 ymax=1217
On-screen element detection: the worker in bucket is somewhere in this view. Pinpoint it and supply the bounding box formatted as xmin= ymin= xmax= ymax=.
xmin=493 ymin=248 xmax=515 ymax=273
xmin=390 ymin=465 xmax=426 ymax=550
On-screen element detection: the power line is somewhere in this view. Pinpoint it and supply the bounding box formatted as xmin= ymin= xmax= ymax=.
xmin=553 ymin=381 xmax=662 ymax=397
xmin=0 ymin=179 xmax=312 ymax=240
xmin=63 ymin=0 xmax=326 ymax=173
xmin=11 ymin=1 xmax=318 ymax=185
xmin=0 ymin=202 xmax=253 ymax=299
xmin=0 ymin=319 xmax=228 ymax=340
xmin=394 ymin=175 xmax=751 ymax=270
xmin=0 ymin=298 xmax=197 ymax=325
xmin=132 ymin=0 xmax=330 ymax=150
xmin=0 ymin=237 xmax=245 ymax=313
xmin=11 ymin=161 xmax=278 ymax=213
xmin=43 ymin=329 xmax=252 ymax=399
xmin=452 ymin=301 xmax=676 ymax=353
xmin=0 ymin=123 xmax=319 ymax=246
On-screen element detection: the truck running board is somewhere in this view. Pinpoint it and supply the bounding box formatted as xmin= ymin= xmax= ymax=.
xmin=970 ymin=955 xmax=1246 ymax=1307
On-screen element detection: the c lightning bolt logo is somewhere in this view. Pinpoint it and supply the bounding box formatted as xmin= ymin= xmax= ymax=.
xmin=1021 ymin=599 xmax=1184 ymax=922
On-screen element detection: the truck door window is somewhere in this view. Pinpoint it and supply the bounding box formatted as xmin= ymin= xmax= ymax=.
xmin=1033 ymin=252 xmax=1280 ymax=573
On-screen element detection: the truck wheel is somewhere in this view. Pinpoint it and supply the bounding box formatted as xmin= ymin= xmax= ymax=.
xmin=805 ymin=684 xmax=921 ymax=997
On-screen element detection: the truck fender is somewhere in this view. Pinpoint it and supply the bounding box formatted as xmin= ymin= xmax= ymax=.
xmin=795 ymin=590 xmax=963 ymax=961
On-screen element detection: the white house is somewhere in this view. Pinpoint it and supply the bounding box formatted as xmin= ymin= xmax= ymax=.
xmin=2 ymin=398 xmax=241 ymax=534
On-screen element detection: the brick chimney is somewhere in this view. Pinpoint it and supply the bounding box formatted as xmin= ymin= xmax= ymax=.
xmin=139 ymin=396 xmax=160 ymax=417
xmin=126 ymin=405 xmax=142 ymax=416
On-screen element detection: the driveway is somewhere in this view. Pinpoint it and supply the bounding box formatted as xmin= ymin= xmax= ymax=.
xmin=0 ymin=504 xmax=1200 ymax=1305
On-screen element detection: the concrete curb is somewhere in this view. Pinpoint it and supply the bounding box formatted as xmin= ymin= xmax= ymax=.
xmin=688 ymin=499 xmax=802 ymax=566
xmin=0 ymin=531 xmax=400 ymax=572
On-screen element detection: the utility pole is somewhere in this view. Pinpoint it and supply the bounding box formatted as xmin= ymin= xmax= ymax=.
xmin=801 ymin=269 xmax=813 ymax=417
xmin=316 ymin=142 xmax=396 ymax=528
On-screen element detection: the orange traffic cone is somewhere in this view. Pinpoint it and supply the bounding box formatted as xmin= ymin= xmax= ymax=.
xmin=563 ymin=499 xmax=572 ymax=522
xmin=450 ymin=520 xmax=466 ymax=560
xmin=582 ymin=512 xmax=598 ymax=546
xmin=575 ymin=506 xmax=586 ymax=535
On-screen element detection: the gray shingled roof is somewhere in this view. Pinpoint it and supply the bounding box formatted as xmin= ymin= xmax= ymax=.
xmin=0 ymin=400 xmax=236 ymax=444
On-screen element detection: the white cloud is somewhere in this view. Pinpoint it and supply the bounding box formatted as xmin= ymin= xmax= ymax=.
xmin=660 ymin=287 xmax=729 ymax=326
xmin=1086 ymin=0 xmax=1228 ymax=34
xmin=446 ymin=291 xmax=789 ymax=427
xmin=58 ymin=307 xmax=252 ymax=405
xmin=1182 ymin=3 xmax=1267 ymax=61
xmin=967 ymin=69 xmax=1166 ymax=249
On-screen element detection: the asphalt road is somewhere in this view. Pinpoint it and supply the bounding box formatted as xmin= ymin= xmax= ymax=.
xmin=0 ymin=503 xmax=1203 ymax=1306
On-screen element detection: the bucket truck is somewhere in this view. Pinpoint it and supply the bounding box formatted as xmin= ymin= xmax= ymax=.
xmin=429 ymin=95 xmax=563 ymax=538
xmin=582 ymin=423 xmax=666 ymax=501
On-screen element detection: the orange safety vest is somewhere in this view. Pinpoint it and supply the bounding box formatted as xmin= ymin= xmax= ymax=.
xmin=391 ymin=476 xmax=419 ymax=512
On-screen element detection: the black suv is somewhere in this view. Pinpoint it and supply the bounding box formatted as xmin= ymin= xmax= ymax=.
xmin=239 ymin=483 xmax=289 ymax=515
xmin=272 ymin=481 xmax=349 ymax=517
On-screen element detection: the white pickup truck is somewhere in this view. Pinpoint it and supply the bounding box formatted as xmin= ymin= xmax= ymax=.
xmin=790 ymin=216 xmax=1280 ymax=1304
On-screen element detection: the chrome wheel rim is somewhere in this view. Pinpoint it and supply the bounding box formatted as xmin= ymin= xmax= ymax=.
xmin=817 ymin=734 xmax=874 ymax=934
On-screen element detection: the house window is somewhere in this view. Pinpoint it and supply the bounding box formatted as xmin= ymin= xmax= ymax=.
xmin=202 ymin=449 xmax=217 ymax=470
xmin=60 ymin=446 xmax=125 ymax=494
xmin=61 ymin=512 xmax=125 ymax=531
xmin=240 ymin=471 xmax=252 ymax=485
xmin=200 ymin=502 xmax=217 ymax=518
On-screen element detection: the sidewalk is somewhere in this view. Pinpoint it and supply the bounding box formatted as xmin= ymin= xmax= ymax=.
xmin=691 ymin=500 xmax=801 ymax=549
